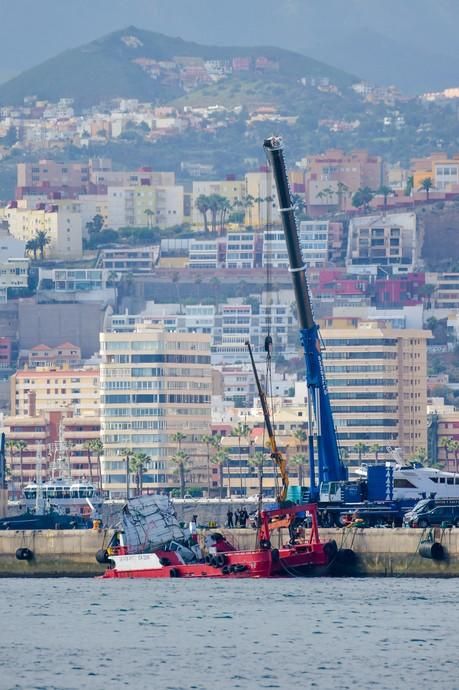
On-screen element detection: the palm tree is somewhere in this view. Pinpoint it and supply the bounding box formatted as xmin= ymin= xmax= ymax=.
xmin=83 ymin=441 xmax=94 ymax=483
xmin=195 ymin=194 xmax=210 ymax=232
xmin=201 ymin=433 xmax=219 ymax=497
xmin=6 ymin=440 xmax=17 ymax=497
xmin=290 ymin=453 xmax=306 ymax=486
xmin=419 ymin=177 xmax=433 ymax=201
xmin=352 ymin=187 xmax=374 ymax=211
xmin=25 ymin=238 xmax=39 ymax=260
xmin=212 ymin=447 xmax=231 ymax=498
xmin=370 ymin=443 xmax=381 ymax=464
xmin=15 ymin=440 xmax=27 ymax=492
xmin=231 ymin=422 xmax=250 ymax=494
xmin=144 ymin=209 xmax=154 ymax=229
xmin=35 ymin=230 xmax=51 ymax=259
xmin=405 ymin=175 xmax=414 ymax=197
xmin=336 ymin=181 xmax=350 ymax=210
xmin=130 ymin=452 xmax=149 ymax=495
xmin=354 ymin=442 xmax=368 ymax=465
xmin=170 ymin=450 xmax=190 ymax=498
xmin=378 ymin=185 xmax=394 ymax=211
xmin=89 ymin=439 xmax=104 ymax=491
xmin=450 ymin=440 xmax=459 ymax=474
xmin=439 ymin=436 xmax=453 ymax=470
xmin=410 ymin=447 xmax=428 ymax=466
xmin=248 ymin=451 xmax=265 ymax=500
xmin=120 ymin=448 xmax=133 ymax=499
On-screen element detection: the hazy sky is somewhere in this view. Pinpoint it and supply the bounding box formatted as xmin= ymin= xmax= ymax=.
xmin=1 ymin=0 xmax=458 ymax=91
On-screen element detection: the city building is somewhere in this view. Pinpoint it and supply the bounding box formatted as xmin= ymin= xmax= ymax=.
xmin=346 ymin=212 xmax=418 ymax=275
xmin=3 ymin=202 xmax=83 ymax=259
xmin=96 ymin=246 xmax=159 ymax=273
xmin=107 ymin=184 xmax=184 ymax=229
xmin=225 ymin=232 xmax=255 ymax=269
xmin=26 ymin=342 xmax=82 ymax=369
xmin=9 ymin=366 xmax=100 ymax=417
xmin=299 ymin=220 xmax=329 ymax=267
xmin=308 ymin=319 xmax=431 ymax=463
xmin=245 ymin=168 xmax=280 ymax=227
xmin=411 ymin=153 xmax=459 ymax=193
xmin=99 ymin=324 xmax=212 ymax=495
xmin=191 ymin=179 xmax=246 ymax=226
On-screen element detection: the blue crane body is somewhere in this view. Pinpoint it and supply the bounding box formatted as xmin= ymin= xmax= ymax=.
xmin=263 ymin=136 xmax=348 ymax=498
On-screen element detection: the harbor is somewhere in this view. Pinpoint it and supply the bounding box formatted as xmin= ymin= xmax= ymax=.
xmin=1 ymin=525 xmax=458 ymax=578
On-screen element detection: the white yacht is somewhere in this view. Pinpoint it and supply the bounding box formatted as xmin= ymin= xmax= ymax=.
xmin=355 ymin=462 xmax=459 ymax=501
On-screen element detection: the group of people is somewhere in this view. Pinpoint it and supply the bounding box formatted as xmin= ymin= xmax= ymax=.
xmin=226 ymin=507 xmax=249 ymax=528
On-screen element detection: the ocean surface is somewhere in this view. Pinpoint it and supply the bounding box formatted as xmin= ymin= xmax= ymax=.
xmin=0 ymin=578 xmax=458 ymax=690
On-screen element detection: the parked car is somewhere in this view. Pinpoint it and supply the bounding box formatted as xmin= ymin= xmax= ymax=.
xmin=404 ymin=499 xmax=459 ymax=528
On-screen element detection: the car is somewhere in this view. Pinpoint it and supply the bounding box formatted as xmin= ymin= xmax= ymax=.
xmin=404 ymin=501 xmax=459 ymax=528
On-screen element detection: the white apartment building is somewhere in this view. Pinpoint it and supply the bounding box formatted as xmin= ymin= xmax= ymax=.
xmin=100 ymin=324 xmax=212 ymax=495
xmin=245 ymin=170 xmax=280 ymax=227
xmin=299 ymin=220 xmax=329 ymax=267
xmin=188 ymin=238 xmax=220 ymax=269
xmin=212 ymin=304 xmax=252 ymax=362
xmin=107 ymin=184 xmax=184 ymax=229
xmin=39 ymin=268 xmax=109 ymax=292
xmin=346 ymin=212 xmax=418 ymax=275
xmin=262 ymin=229 xmax=289 ymax=268
xmin=225 ymin=232 xmax=255 ymax=269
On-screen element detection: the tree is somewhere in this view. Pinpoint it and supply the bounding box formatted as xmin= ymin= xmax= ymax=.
xmin=231 ymin=422 xmax=250 ymax=494
xmin=419 ymin=177 xmax=433 ymax=200
xmin=378 ymin=185 xmax=394 ymax=210
xmin=248 ymin=451 xmax=265 ymax=500
xmin=86 ymin=214 xmax=104 ymax=234
xmin=144 ymin=209 xmax=154 ymax=229
xmin=120 ymin=448 xmax=133 ymax=499
xmin=405 ymin=175 xmax=414 ymax=197
xmin=410 ymin=447 xmax=428 ymax=466
xmin=130 ymin=452 xmax=149 ymax=495
xmin=439 ymin=436 xmax=454 ymax=469
xmin=35 ymin=230 xmax=51 ymax=259
xmin=25 ymin=238 xmax=39 ymax=260
xmin=290 ymin=453 xmax=306 ymax=486
xmin=201 ymin=433 xmax=220 ymax=497
xmin=6 ymin=440 xmax=17 ymax=496
xmin=170 ymin=450 xmax=190 ymax=498
xmin=352 ymin=187 xmax=374 ymax=211
xmin=211 ymin=447 xmax=231 ymax=498
xmin=195 ymin=195 xmax=210 ymax=232
xmin=83 ymin=441 xmax=94 ymax=483
xmin=15 ymin=440 xmax=27 ymax=492
xmin=369 ymin=443 xmax=381 ymax=464
xmin=450 ymin=440 xmax=459 ymax=473
xmin=89 ymin=439 xmax=104 ymax=491
xmin=354 ymin=442 xmax=368 ymax=465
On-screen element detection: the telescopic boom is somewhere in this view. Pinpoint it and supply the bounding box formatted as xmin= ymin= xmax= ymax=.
xmin=263 ymin=136 xmax=347 ymax=495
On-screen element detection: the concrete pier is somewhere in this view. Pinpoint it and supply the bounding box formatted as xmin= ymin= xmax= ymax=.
xmin=0 ymin=526 xmax=458 ymax=577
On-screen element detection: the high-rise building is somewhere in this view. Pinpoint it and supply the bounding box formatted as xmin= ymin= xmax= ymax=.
xmin=100 ymin=324 xmax=212 ymax=496
xmin=315 ymin=319 xmax=430 ymax=463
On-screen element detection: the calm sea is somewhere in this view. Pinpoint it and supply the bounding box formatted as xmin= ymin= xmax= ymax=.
xmin=0 ymin=578 xmax=457 ymax=690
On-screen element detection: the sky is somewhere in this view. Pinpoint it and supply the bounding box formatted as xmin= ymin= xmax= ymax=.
xmin=0 ymin=0 xmax=458 ymax=91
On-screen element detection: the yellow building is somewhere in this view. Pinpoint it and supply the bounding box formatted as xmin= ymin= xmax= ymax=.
xmin=2 ymin=203 xmax=82 ymax=259
xmin=191 ymin=179 xmax=246 ymax=226
xmin=244 ymin=170 xmax=280 ymax=228
xmin=411 ymin=153 xmax=459 ymax=192
xmin=107 ymin=184 xmax=184 ymax=229
xmin=318 ymin=320 xmax=430 ymax=463
xmin=100 ymin=324 xmax=212 ymax=496
xmin=9 ymin=366 xmax=100 ymax=418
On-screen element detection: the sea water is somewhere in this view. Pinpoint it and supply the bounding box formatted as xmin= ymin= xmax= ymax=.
xmin=0 ymin=578 xmax=457 ymax=690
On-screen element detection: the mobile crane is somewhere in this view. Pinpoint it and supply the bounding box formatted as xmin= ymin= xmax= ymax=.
xmin=263 ymin=136 xmax=347 ymax=499
xmin=245 ymin=339 xmax=289 ymax=503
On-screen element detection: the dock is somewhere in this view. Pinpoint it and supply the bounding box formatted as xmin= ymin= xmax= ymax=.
xmin=0 ymin=527 xmax=458 ymax=577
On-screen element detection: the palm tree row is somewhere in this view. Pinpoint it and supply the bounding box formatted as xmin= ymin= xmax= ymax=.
xmin=25 ymin=230 xmax=51 ymax=260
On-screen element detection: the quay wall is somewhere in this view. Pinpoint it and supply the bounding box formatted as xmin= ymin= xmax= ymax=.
xmin=0 ymin=526 xmax=458 ymax=577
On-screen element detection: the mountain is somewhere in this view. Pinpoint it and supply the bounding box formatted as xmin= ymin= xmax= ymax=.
xmin=0 ymin=27 xmax=356 ymax=108
xmin=1 ymin=0 xmax=459 ymax=93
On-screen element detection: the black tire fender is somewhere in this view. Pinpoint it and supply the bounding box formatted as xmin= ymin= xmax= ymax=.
xmin=216 ymin=553 xmax=226 ymax=567
xmin=169 ymin=568 xmax=180 ymax=577
xmin=16 ymin=547 xmax=33 ymax=561
xmin=95 ymin=548 xmax=109 ymax=564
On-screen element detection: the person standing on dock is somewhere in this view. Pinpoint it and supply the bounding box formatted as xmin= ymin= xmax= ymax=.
xmin=227 ymin=508 xmax=234 ymax=528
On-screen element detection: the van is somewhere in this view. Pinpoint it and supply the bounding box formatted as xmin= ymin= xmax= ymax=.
xmin=404 ymin=499 xmax=459 ymax=528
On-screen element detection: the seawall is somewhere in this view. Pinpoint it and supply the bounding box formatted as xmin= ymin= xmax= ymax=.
xmin=0 ymin=526 xmax=458 ymax=577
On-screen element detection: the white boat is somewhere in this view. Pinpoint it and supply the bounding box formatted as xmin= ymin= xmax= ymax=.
xmin=22 ymin=478 xmax=104 ymax=515
xmin=356 ymin=463 xmax=459 ymax=501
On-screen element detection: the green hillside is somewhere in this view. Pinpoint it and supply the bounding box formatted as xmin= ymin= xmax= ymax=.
xmin=0 ymin=26 xmax=356 ymax=107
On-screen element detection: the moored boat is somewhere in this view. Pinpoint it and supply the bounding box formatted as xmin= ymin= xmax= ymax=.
xmin=98 ymin=495 xmax=335 ymax=579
